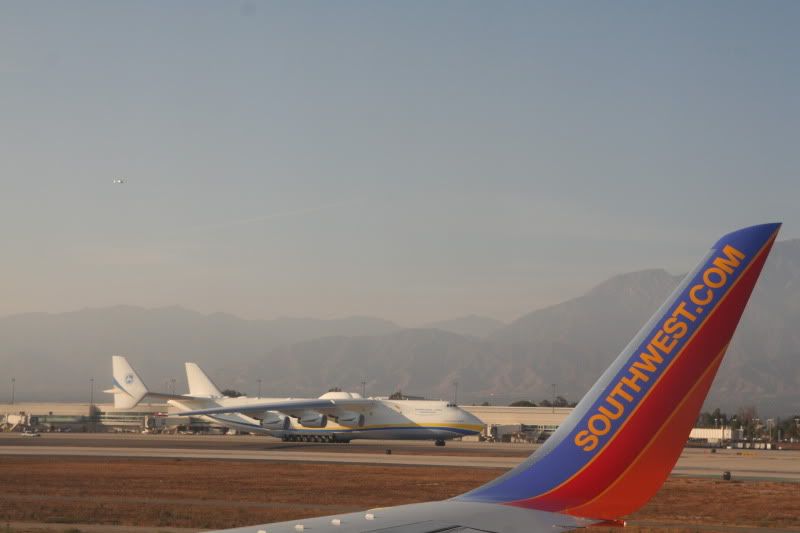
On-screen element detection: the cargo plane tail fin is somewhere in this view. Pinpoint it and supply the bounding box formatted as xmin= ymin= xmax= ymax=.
xmin=185 ymin=362 xmax=224 ymax=398
xmin=105 ymin=355 xmax=149 ymax=409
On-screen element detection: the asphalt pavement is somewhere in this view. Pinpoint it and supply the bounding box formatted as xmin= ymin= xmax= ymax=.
xmin=1 ymin=433 xmax=798 ymax=481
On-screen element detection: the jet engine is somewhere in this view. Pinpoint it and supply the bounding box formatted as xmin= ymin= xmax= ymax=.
xmin=261 ymin=411 xmax=290 ymax=430
xmin=298 ymin=410 xmax=328 ymax=428
xmin=336 ymin=411 xmax=365 ymax=428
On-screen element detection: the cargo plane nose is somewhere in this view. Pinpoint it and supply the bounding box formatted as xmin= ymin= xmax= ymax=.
xmin=447 ymin=405 xmax=485 ymax=435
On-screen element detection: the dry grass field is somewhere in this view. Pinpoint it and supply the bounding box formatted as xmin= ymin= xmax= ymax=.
xmin=0 ymin=457 xmax=797 ymax=532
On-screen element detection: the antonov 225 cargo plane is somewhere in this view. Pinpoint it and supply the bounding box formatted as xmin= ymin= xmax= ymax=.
xmin=195 ymin=223 xmax=781 ymax=533
xmin=107 ymin=357 xmax=484 ymax=445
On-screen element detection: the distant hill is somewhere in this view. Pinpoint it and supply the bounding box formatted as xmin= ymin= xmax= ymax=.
xmin=479 ymin=240 xmax=800 ymax=414
xmin=228 ymin=328 xmax=498 ymax=400
xmin=2 ymin=240 xmax=798 ymax=415
xmin=237 ymin=240 xmax=800 ymax=413
xmin=491 ymin=269 xmax=681 ymax=347
xmin=709 ymin=238 xmax=800 ymax=414
xmin=422 ymin=315 xmax=505 ymax=338
xmin=483 ymin=240 xmax=800 ymax=414
xmin=0 ymin=306 xmax=399 ymax=401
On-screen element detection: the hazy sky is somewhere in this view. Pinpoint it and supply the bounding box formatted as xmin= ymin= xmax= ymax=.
xmin=1 ymin=1 xmax=798 ymax=324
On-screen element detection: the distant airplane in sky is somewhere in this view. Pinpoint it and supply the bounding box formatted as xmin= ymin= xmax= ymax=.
xmin=189 ymin=222 xmax=780 ymax=532
xmin=106 ymin=357 xmax=484 ymax=445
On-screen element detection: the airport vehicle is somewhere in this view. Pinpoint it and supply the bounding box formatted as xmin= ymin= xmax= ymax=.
xmin=107 ymin=358 xmax=484 ymax=445
xmin=206 ymin=223 xmax=781 ymax=532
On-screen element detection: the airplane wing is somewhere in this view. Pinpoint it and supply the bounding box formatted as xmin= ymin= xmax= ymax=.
xmin=201 ymin=223 xmax=781 ymax=533
xmin=214 ymin=500 xmax=603 ymax=533
xmin=176 ymin=398 xmax=376 ymax=418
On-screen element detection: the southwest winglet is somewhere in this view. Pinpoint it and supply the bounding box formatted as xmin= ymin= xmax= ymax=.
xmin=458 ymin=223 xmax=781 ymax=520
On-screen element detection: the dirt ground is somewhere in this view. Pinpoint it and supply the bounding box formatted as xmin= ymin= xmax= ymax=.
xmin=0 ymin=457 xmax=797 ymax=532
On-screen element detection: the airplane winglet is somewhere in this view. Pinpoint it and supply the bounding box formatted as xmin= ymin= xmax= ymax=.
xmin=457 ymin=223 xmax=781 ymax=520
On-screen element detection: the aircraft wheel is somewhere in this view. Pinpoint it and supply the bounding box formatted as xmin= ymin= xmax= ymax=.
xmin=435 ymin=439 xmax=446 ymax=447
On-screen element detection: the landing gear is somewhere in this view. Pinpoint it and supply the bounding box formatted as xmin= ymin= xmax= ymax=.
xmin=285 ymin=433 xmax=349 ymax=443
xmin=435 ymin=439 xmax=446 ymax=447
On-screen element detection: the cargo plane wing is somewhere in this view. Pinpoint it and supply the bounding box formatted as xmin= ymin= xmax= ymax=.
xmin=177 ymin=397 xmax=375 ymax=417
xmin=205 ymin=222 xmax=782 ymax=532
xmin=172 ymin=381 xmax=483 ymax=443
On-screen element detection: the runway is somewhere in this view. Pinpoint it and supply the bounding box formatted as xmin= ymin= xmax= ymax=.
xmin=2 ymin=433 xmax=798 ymax=481
xmin=0 ymin=445 xmax=520 ymax=468
xmin=0 ymin=433 xmax=530 ymax=456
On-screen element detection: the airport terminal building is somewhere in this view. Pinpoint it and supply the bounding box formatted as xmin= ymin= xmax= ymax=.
xmin=462 ymin=405 xmax=571 ymax=441
xmin=0 ymin=402 xmax=171 ymax=433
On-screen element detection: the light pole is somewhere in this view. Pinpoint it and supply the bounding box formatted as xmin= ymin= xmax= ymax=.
xmin=361 ymin=378 xmax=367 ymax=398
xmin=452 ymin=380 xmax=459 ymax=405
xmin=10 ymin=377 xmax=15 ymax=405
xmin=170 ymin=378 xmax=176 ymax=395
xmin=89 ymin=377 xmax=95 ymax=432
xmin=551 ymin=384 xmax=557 ymax=414
xmin=257 ymin=379 xmax=262 ymax=399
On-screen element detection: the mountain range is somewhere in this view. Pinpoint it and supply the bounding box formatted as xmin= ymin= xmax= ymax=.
xmin=2 ymin=240 xmax=798 ymax=416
